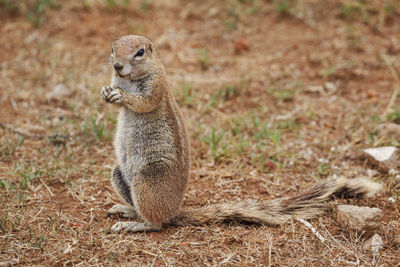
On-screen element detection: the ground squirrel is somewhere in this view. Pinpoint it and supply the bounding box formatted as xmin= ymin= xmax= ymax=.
xmin=102 ymin=35 xmax=382 ymax=233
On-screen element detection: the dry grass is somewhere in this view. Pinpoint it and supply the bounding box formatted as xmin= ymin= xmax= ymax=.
xmin=1 ymin=0 xmax=400 ymax=265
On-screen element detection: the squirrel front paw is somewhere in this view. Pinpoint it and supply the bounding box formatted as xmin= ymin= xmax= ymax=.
xmin=101 ymin=86 xmax=123 ymax=104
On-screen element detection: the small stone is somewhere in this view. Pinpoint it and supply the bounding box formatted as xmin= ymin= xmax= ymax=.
xmin=234 ymin=39 xmax=250 ymax=54
xmin=366 ymin=89 xmax=378 ymax=98
xmin=46 ymin=83 xmax=72 ymax=100
xmin=366 ymin=169 xmax=379 ymax=177
xmin=249 ymin=170 xmax=258 ymax=176
xmin=388 ymin=197 xmax=396 ymax=203
xmin=324 ymin=82 xmax=337 ymax=92
xmin=305 ymin=85 xmax=324 ymax=94
xmin=208 ymin=7 xmax=219 ymax=17
xmin=389 ymin=168 xmax=399 ymax=176
xmin=363 ymin=233 xmax=383 ymax=254
xmin=363 ymin=146 xmax=398 ymax=171
xmin=318 ymin=158 xmax=329 ymax=164
xmin=337 ymin=205 xmax=382 ymax=231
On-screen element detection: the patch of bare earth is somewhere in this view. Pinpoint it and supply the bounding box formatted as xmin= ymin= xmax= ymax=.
xmin=1 ymin=0 xmax=399 ymax=265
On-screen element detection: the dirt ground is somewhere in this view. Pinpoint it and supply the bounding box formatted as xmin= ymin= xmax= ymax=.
xmin=1 ymin=0 xmax=400 ymax=266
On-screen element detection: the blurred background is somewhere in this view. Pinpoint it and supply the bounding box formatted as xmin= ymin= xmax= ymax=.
xmin=0 ymin=0 xmax=399 ymax=265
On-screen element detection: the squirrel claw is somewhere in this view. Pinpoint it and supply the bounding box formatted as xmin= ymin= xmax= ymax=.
xmin=107 ymin=204 xmax=139 ymax=219
xmin=101 ymin=86 xmax=112 ymax=102
xmin=111 ymin=221 xmax=161 ymax=233
xmin=101 ymin=86 xmax=123 ymax=104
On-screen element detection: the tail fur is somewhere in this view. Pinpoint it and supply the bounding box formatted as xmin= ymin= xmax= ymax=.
xmin=172 ymin=176 xmax=382 ymax=226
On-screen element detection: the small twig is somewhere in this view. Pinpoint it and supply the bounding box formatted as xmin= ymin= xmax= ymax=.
xmin=296 ymin=219 xmax=326 ymax=243
xmin=29 ymin=207 xmax=45 ymax=224
xmin=40 ymin=178 xmax=54 ymax=197
xmin=381 ymin=54 xmax=400 ymax=117
xmin=141 ymin=250 xmax=158 ymax=257
xmin=267 ymin=232 xmax=272 ymax=267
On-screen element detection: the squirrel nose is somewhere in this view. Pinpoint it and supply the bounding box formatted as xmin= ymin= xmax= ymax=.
xmin=113 ymin=62 xmax=124 ymax=71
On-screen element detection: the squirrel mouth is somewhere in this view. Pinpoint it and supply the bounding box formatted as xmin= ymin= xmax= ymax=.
xmin=115 ymin=71 xmax=130 ymax=79
xmin=115 ymin=69 xmax=152 ymax=81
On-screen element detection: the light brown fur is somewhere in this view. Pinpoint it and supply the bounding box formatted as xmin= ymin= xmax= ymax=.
xmin=102 ymin=35 xmax=382 ymax=233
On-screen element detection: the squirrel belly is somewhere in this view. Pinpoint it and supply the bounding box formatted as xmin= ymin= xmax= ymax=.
xmin=114 ymin=101 xmax=177 ymax=178
xmin=113 ymin=90 xmax=190 ymax=227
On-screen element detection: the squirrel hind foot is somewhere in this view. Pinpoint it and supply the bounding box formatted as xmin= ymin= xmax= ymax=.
xmin=111 ymin=221 xmax=161 ymax=233
xmin=107 ymin=204 xmax=140 ymax=220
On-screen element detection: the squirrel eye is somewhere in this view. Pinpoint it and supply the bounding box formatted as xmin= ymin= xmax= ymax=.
xmin=135 ymin=48 xmax=145 ymax=57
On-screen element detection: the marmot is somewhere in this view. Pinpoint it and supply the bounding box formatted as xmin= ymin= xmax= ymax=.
xmin=101 ymin=35 xmax=381 ymax=233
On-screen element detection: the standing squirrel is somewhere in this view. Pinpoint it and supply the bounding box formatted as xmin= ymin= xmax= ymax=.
xmin=102 ymin=35 xmax=382 ymax=233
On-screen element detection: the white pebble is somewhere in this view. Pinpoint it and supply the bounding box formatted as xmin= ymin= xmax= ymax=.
xmin=389 ymin=169 xmax=398 ymax=176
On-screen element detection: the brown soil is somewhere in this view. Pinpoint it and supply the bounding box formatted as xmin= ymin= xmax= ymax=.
xmin=1 ymin=0 xmax=399 ymax=266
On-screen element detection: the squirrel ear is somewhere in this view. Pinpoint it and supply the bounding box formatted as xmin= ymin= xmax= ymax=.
xmin=149 ymin=44 xmax=153 ymax=53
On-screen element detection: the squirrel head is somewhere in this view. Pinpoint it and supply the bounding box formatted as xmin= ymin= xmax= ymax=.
xmin=111 ymin=35 xmax=157 ymax=80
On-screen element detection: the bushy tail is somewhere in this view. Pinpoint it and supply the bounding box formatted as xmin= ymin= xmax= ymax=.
xmin=173 ymin=177 xmax=382 ymax=226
